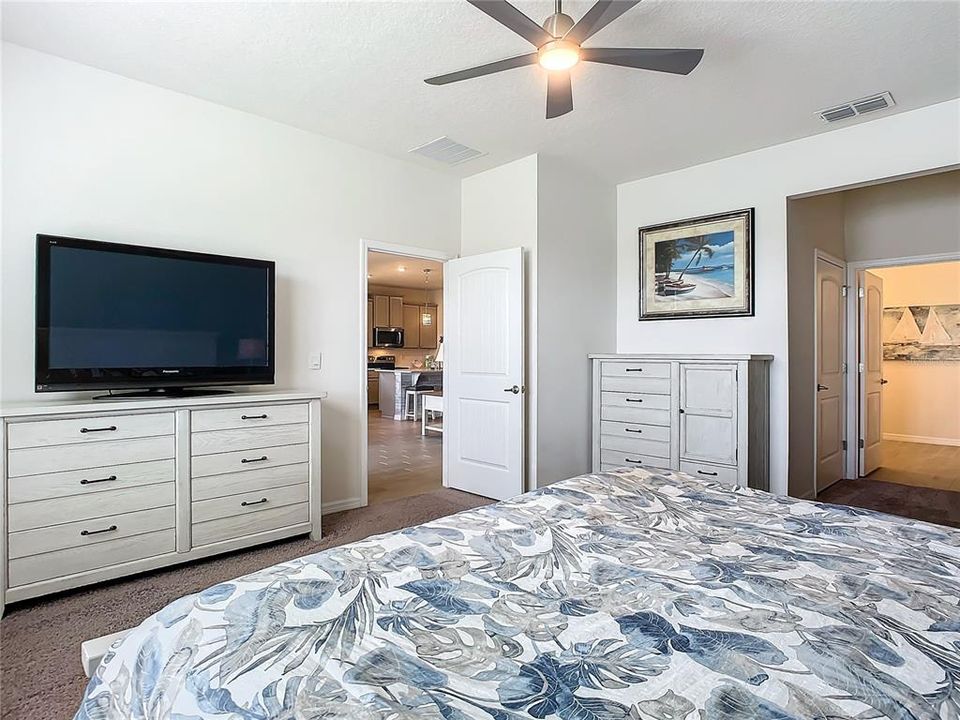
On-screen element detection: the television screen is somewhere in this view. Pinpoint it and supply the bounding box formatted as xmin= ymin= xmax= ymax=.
xmin=36 ymin=235 xmax=275 ymax=392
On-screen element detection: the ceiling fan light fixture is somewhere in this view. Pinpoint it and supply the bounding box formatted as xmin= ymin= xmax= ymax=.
xmin=538 ymin=40 xmax=580 ymax=71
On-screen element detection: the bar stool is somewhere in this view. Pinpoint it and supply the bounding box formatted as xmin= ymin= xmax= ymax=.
xmin=404 ymin=387 xmax=434 ymax=420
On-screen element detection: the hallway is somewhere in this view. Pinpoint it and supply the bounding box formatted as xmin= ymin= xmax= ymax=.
xmin=367 ymin=409 xmax=443 ymax=505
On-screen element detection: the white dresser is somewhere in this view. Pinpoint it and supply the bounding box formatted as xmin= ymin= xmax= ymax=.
xmin=0 ymin=391 xmax=323 ymax=612
xmin=591 ymin=355 xmax=772 ymax=490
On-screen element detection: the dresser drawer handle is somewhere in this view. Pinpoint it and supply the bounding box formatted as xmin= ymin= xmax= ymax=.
xmin=241 ymin=414 xmax=268 ymax=420
xmin=697 ymin=470 xmax=718 ymax=477
xmin=80 ymin=475 xmax=118 ymax=486
xmin=241 ymin=498 xmax=268 ymax=507
xmin=625 ymin=368 xmax=644 ymax=372
xmin=625 ymin=457 xmax=643 ymax=464
xmin=241 ymin=456 xmax=268 ymax=464
xmin=625 ymin=428 xmax=643 ymax=434
xmin=624 ymin=398 xmax=643 ymax=403
xmin=80 ymin=425 xmax=117 ymax=434
xmin=80 ymin=525 xmax=118 ymax=536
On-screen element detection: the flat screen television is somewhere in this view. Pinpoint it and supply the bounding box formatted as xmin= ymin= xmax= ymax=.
xmin=35 ymin=234 xmax=275 ymax=395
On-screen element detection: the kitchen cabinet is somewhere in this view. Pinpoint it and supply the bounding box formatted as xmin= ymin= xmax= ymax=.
xmin=367 ymin=299 xmax=374 ymax=348
xmin=419 ymin=306 xmax=438 ymax=349
xmin=372 ymin=295 xmax=404 ymax=328
xmin=402 ymin=304 xmax=421 ymax=348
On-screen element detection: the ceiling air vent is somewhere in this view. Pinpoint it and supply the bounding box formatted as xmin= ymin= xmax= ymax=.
xmin=409 ymin=136 xmax=486 ymax=166
xmin=818 ymin=92 xmax=896 ymax=123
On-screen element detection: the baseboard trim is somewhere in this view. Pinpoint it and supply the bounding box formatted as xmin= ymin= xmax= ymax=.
xmin=883 ymin=432 xmax=960 ymax=447
xmin=321 ymin=497 xmax=365 ymax=515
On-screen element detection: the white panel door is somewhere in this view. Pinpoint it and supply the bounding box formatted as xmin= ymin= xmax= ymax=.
xmin=815 ymin=257 xmax=845 ymax=492
xmin=679 ymin=364 xmax=738 ymax=466
xmin=859 ymin=270 xmax=884 ymax=476
xmin=444 ymin=248 xmax=524 ymax=500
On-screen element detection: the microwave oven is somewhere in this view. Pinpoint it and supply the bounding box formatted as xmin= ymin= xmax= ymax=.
xmin=374 ymin=327 xmax=404 ymax=348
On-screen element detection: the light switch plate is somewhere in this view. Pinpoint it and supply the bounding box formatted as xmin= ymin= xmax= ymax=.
xmin=309 ymin=353 xmax=322 ymax=370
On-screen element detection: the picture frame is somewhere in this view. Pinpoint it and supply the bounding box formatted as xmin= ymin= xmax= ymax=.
xmin=639 ymin=207 xmax=755 ymax=321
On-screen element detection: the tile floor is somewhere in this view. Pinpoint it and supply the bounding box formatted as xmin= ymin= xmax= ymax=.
xmin=367 ymin=407 xmax=443 ymax=505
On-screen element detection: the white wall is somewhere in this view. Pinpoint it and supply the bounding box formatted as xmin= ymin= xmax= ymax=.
xmin=872 ymin=261 xmax=960 ymax=446
xmin=617 ymin=99 xmax=960 ymax=495
xmin=845 ymin=171 xmax=960 ymax=262
xmin=786 ymin=193 xmax=846 ymax=498
xmin=536 ymin=156 xmax=616 ymax=486
xmin=1 ymin=44 xmax=461 ymax=510
xmin=460 ymin=155 xmax=539 ymax=489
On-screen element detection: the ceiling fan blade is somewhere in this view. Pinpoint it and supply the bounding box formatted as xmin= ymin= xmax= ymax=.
xmin=565 ymin=0 xmax=641 ymax=44
xmin=581 ymin=47 xmax=704 ymax=75
xmin=425 ymin=53 xmax=539 ymax=85
xmin=546 ymin=71 xmax=573 ymax=119
xmin=466 ymin=0 xmax=554 ymax=46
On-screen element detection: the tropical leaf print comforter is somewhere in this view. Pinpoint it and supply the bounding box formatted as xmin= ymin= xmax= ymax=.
xmin=76 ymin=469 xmax=960 ymax=719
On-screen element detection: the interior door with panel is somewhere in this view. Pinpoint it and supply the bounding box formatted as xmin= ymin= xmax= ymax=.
xmin=859 ymin=270 xmax=884 ymax=475
xmin=444 ymin=247 xmax=524 ymax=500
xmin=679 ymin=364 xmax=738 ymax=466
xmin=816 ymin=256 xmax=845 ymax=492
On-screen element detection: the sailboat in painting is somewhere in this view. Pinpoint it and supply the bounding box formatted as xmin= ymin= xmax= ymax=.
xmin=883 ymin=304 xmax=960 ymax=360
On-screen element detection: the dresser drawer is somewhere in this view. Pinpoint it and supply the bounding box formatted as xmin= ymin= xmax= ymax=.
xmin=8 ymin=412 xmax=173 ymax=450
xmin=192 ymin=503 xmax=309 ymax=547
xmin=600 ymin=420 xmax=671 ymax=443
xmin=191 ymin=424 xmax=309 ymax=456
xmin=600 ymin=375 xmax=671 ymax=395
xmin=600 ymin=449 xmax=672 ymax=471
xmin=193 ymin=463 xmax=309 ymax=501
xmin=601 ymin=361 xmax=671 ymax=379
xmin=599 ymin=392 xmax=671 ymax=426
xmin=7 ymin=459 xmax=175 ymax=504
xmin=8 ymin=506 xmax=175 ymax=559
xmin=8 ymin=529 xmax=176 ymax=588
xmin=192 ymin=482 xmax=308 ymax=524
xmin=680 ymin=460 xmax=739 ymax=487
xmin=7 ymin=436 xmax=175 ymax=478
xmin=192 ymin=404 xmax=309 ymax=432
xmin=192 ymin=443 xmax=309 ymax=478
xmin=600 ymin=434 xmax=670 ymax=459
xmin=9 ymin=482 xmax=175 ymax=532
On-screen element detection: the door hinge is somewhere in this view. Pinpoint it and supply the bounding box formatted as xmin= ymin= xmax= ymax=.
xmin=841 ymin=285 xmax=849 ymax=297
xmin=842 ymin=440 xmax=847 ymax=450
xmin=858 ymin=287 xmax=865 ymax=298
xmin=858 ymin=362 xmax=865 ymax=373
xmin=859 ymin=439 xmax=865 ymax=449
xmin=841 ymin=362 xmax=848 ymax=374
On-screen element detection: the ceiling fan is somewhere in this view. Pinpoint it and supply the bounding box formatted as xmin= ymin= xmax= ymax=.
xmin=425 ymin=0 xmax=704 ymax=119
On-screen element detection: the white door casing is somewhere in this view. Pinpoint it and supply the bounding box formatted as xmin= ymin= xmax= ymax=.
xmin=443 ymin=248 xmax=524 ymax=500
xmin=815 ymin=256 xmax=845 ymax=492
xmin=859 ymin=270 xmax=884 ymax=476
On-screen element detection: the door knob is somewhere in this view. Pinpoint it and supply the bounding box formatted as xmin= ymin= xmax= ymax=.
xmin=880 ymin=379 xmax=889 ymax=385
xmin=504 ymin=385 xmax=520 ymax=394
xmin=817 ymin=384 xmax=829 ymax=391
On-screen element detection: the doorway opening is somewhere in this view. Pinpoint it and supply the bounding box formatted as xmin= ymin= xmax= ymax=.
xmin=787 ymin=168 xmax=960 ymax=526
xmin=363 ymin=245 xmax=447 ymax=507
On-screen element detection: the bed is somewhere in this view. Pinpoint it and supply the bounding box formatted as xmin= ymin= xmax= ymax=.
xmin=75 ymin=468 xmax=960 ymax=719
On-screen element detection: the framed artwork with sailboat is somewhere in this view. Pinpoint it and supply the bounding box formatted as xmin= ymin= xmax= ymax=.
xmin=883 ymin=304 xmax=960 ymax=360
xmin=639 ymin=208 xmax=754 ymax=320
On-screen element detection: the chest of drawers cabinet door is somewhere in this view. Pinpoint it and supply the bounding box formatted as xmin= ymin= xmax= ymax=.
xmin=591 ymin=355 xmax=771 ymax=490
xmin=0 ymin=392 xmax=324 ymax=613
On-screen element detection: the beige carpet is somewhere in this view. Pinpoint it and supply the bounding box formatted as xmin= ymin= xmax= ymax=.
xmin=0 ymin=488 xmax=489 ymax=720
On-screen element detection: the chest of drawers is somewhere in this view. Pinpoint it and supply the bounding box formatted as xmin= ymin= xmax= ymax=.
xmin=591 ymin=355 xmax=771 ymax=490
xmin=0 ymin=392 xmax=324 ymax=612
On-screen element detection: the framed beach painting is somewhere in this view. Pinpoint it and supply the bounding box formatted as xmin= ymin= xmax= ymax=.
xmin=639 ymin=208 xmax=754 ymax=320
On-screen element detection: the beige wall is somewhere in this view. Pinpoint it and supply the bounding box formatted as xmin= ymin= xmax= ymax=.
xmin=845 ymin=170 xmax=960 ymax=262
xmin=872 ymin=262 xmax=960 ymax=445
xmin=786 ymin=193 xmax=846 ymax=498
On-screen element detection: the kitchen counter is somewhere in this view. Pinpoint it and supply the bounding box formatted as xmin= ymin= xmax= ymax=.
xmin=376 ymin=369 xmax=443 ymax=420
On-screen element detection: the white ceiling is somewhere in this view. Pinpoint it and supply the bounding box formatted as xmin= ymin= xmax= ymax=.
xmin=4 ymin=1 xmax=959 ymax=184
xmin=368 ymin=251 xmax=443 ymax=289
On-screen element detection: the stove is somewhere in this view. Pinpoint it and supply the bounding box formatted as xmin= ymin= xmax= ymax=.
xmin=368 ymin=355 xmax=396 ymax=370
